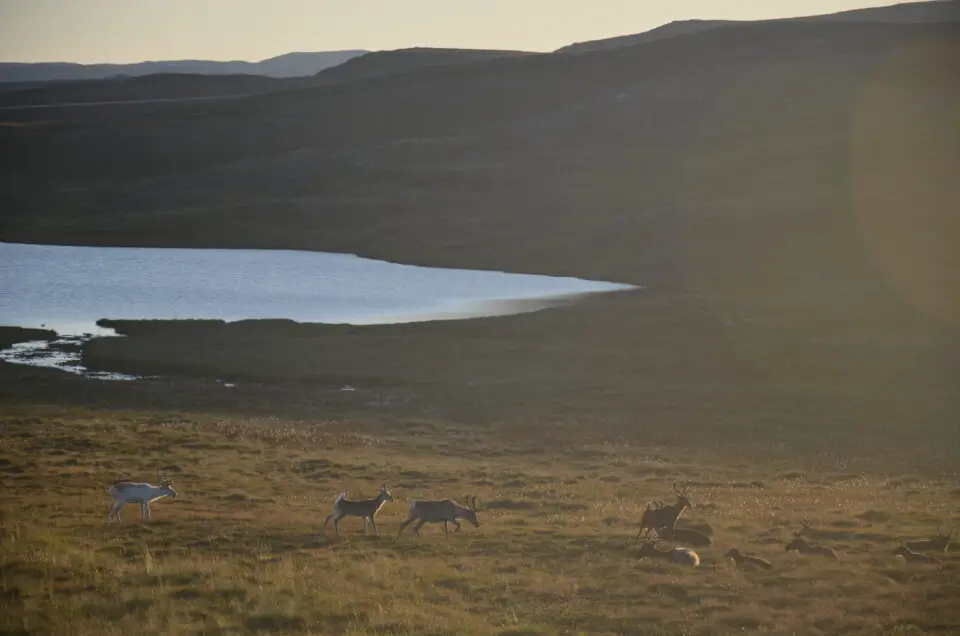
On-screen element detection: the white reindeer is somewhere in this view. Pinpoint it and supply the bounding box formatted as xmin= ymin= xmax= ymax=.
xmin=107 ymin=470 xmax=178 ymax=522
xmin=322 ymin=483 xmax=394 ymax=536
xmin=397 ymin=495 xmax=479 ymax=538
xmin=636 ymin=539 xmax=700 ymax=566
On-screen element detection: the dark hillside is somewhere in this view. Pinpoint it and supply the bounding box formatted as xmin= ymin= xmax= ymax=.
xmin=559 ymin=0 xmax=960 ymax=54
xmin=0 ymin=73 xmax=288 ymax=108
xmin=0 ymin=16 xmax=957 ymax=468
xmin=314 ymin=47 xmax=539 ymax=84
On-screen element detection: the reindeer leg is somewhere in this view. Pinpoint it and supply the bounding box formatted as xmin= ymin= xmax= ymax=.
xmin=362 ymin=517 xmax=368 ymax=536
xmin=370 ymin=517 xmax=380 ymax=536
xmin=413 ymin=520 xmax=425 ymax=536
xmin=321 ymin=513 xmax=334 ymax=534
xmin=334 ymin=514 xmax=344 ymax=537
xmin=145 ymin=502 xmax=151 ymax=521
xmin=451 ymin=520 xmax=461 ymax=532
xmin=397 ymin=518 xmax=413 ymax=538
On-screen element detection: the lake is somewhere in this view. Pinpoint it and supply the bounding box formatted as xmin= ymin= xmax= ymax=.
xmin=0 ymin=242 xmax=638 ymax=377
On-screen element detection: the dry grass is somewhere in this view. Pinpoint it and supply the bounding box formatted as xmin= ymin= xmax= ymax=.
xmin=1 ymin=405 xmax=958 ymax=635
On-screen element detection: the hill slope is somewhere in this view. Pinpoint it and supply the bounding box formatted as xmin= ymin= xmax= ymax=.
xmin=314 ymin=47 xmax=539 ymax=84
xmin=558 ymin=0 xmax=960 ymax=53
xmin=0 ymin=50 xmax=367 ymax=83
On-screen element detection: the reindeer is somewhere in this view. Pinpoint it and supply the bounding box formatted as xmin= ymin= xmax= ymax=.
xmin=635 ymin=482 xmax=692 ymax=541
xmin=636 ymin=539 xmax=700 ymax=566
xmin=397 ymin=495 xmax=479 ymax=538
xmin=654 ymin=525 xmax=713 ymax=547
xmin=784 ymin=536 xmax=839 ymax=560
xmin=903 ymin=526 xmax=955 ymax=553
xmin=725 ymin=548 xmax=774 ymax=570
xmin=894 ymin=541 xmax=942 ymax=566
xmin=107 ymin=470 xmax=178 ymax=522
xmin=322 ymin=483 xmax=394 ymax=536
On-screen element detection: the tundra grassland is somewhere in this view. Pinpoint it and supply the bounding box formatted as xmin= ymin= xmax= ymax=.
xmin=1 ymin=405 xmax=958 ymax=635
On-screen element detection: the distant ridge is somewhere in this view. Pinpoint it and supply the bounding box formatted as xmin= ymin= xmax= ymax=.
xmin=0 ymin=50 xmax=368 ymax=83
xmin=315 ymin=47 xmax=539 ymax=84
xmin=557 ymin=0 xmax=960 ymax=53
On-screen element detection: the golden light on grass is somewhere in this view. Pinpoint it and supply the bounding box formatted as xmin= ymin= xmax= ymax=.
xmin=1 ymin=407 xmax=957 ymax=634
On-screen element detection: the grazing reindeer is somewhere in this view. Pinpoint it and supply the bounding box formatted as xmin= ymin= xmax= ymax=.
xmin=784 ymin=536 xmax=839 ymax=560
xmin=107 ymin=470 xmax=178 ymax=522
xmin=654 ymin=525 xmax=713 ymax=548
xmin=322 ymin=483 xmax=394 ymax=536
xmin=635 ymin=482 xmax=692 ymax=541
xmin=725 ymin=548 xmax=774 ymax=571
xmin=397 ymin=495 xmax=479 ymax=538
xmin=636 ymin=540 xmax=700 ymax=566
xmin=894 ymin=541 xmax=942 ymax=566
xmin=904 ymin=526 xmax=955 ymax=553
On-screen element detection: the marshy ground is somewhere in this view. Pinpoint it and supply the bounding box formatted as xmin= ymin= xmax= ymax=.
xmin=2 ymin=404 xmax=957 ymax=635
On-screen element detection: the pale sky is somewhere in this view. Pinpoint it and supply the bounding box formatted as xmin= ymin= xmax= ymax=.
xmin=0 ymin=0 xmax=926 ymax=63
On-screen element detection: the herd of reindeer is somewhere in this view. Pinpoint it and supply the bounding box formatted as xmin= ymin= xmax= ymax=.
xmin=107 ymin=474 xmax=954 ymax=569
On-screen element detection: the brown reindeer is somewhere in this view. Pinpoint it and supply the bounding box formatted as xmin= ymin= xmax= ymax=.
xmin=785 ymin=536 xmax=839 ymax=560
xmin=654 ymin=525 xmax=713 ymax=548
xmin=322 ymin=483 xmax=394 ymax=536
xmin=635 ymin=483 xmax=692 ymax=541
xmin=903 ymin=526 xmax=955 ymax=553
xmin=725 ymin=548 xmax=774 ymax=570
xmin=894 ymin=540 xmax=942 ymax=566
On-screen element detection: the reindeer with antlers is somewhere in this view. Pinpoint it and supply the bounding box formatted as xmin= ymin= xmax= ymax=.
xmin=785 ymin=521 xmax=839 ymax=560
xmin=635 ymin=482 xmax=692 ymax=541
xmin=107 ymin=470 xmax=178 ymax=522
xmin=903 ymin=526 xmax=955 ymax=553
xmin=397 ymin=495 xmax=480 ymax=538
xmin=322 ymin=483 xmax=394 ymax=536
xmin=894 ymin=539 xmax=943 ymax=566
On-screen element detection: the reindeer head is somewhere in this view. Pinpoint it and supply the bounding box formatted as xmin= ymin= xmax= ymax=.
xmin=460 ymin=495 xmax=480 ymax=528
xmin=672 ymin=482 xmax=692 ymax=510
xmin=157 ymin=470 xmax=178 ymax=498
xmin=378 ymin=482 xmax=395 ymax=503
xmin=797 ymin=519 xmax=814 ymax=538
xmin=724 ymin=548 xmax=742 ymax=560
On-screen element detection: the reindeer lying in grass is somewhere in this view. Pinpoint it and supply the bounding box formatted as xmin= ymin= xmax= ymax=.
xmin=107 ymin=470 xmax=178 ymax=522
xmin=903 ymin=526 xmax=955 ymax=553
xmin=725 ymin=548 xmax=774 ymax=571
xmin=322 ymin=483 xmax=394 ymax=536
xmin=654 ymin=525 xmax=713 ymax=547
xmin=397 ymin=495 xmax=479 ymax=538
xmin=635 ymin=483 xmax=692 ymax=541
xmin=636 ymin=539 xmax=700 ymax=566
xmin=784 ymin=536 xmax=839 ymax=560
xmin=894 ymin=541 xmax=942 ymax=566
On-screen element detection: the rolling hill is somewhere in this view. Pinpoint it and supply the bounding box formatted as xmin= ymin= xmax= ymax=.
xmin=558 ymin=0 xmax=960 ymax=53
xmin=0 ymin=50 xmax=367 ymax=83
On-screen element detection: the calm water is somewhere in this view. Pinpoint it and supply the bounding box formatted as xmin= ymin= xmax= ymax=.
xmin=1 ymin=242 xmax=637 ymax=377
